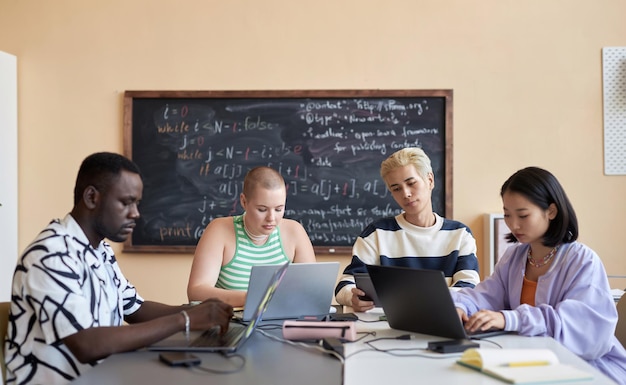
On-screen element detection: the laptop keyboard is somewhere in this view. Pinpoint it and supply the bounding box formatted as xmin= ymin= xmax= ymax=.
xmin=190 ymin=324 xmax=244 ymax=347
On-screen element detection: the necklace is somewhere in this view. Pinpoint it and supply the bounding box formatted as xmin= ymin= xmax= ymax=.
xmin=242 ymin=214 xmax=269 ymax=243
xmin=527 ymin=246 xmax=558 ymax=268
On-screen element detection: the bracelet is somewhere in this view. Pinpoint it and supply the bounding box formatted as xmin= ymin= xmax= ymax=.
xmin=180 ymin=310 xmax=190 ymax=340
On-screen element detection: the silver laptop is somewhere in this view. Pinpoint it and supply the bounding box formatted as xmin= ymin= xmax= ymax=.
xmin=366 ymin=264 xmax=508 ymax=340
xmin=148 ymin=262 xmax=289 ymax=353
xmin=242 ymin=262 xmax=339 ymax=321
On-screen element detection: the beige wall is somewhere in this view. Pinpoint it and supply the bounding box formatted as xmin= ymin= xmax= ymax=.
xmin=1 ymin=0 xmax=625 ymax=305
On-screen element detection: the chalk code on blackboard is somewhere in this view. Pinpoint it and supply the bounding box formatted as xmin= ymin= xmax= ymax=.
xmin=127 ymin=92 xmax=450 ymax=252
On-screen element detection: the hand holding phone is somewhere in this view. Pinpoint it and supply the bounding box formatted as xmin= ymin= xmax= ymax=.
xmin=354 ymin=273 xmax=380 ymax=305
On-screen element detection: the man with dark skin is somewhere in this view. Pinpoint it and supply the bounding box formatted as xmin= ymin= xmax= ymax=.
xmin=5 ymin=152 xmax=233 ymax=384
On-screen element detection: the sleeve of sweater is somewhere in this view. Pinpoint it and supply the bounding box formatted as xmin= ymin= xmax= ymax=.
xmin=501 ymin=245 xmax=618 ymax=361
xmin=334 ymin=231 xmax=379 ymax=306
xmin=450 ymin=224 xmax=480 ymax=288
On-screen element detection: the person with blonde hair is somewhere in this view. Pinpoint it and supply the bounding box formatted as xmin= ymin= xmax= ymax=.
xmin=187 ymin=166 xmax=316 ymax=307
xmin=335 ymin=147 xmax=480 ymax=311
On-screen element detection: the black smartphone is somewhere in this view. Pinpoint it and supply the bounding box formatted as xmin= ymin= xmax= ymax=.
xmin=159 ymin=352 xmax=201 ymax=367
xmin=354 ymin=273 xmax=380 ymax=305
xmin=328 ymin=313 xmax=359 ymax=321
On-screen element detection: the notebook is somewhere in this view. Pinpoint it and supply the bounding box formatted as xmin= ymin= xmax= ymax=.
xmin=242 ymin=262 xmax=339 ymax=321
xmin=354 ymin=272 xmax=381 ymax=306
xmin=366 ymin=264 xmax=508 ymax=340
xmin=148 ymin=262 xmax=289 ymax=353
xmin=457 ymin=348 xmax=593 ymax=383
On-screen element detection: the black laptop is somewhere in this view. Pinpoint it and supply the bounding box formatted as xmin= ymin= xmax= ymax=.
xmin=148 ymin=262 xmax=289 ymax=353
xmin=366 ymin=264 xmax=507 ymax=340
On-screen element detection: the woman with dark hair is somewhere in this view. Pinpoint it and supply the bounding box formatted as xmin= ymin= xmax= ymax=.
xmin=453 ymin=167 xmax=626 ymax=384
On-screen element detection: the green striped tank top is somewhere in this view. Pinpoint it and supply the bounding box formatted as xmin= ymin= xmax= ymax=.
xmin=216 ymin=214 xmax=290 ymax=291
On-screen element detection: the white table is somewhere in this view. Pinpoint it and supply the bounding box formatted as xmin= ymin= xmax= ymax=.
xmin=72 ymin=309 xmax=616 ymax=385
xmin=345 ymin=309 xmax=616 ymax=385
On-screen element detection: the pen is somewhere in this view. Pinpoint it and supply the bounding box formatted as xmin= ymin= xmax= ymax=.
xmin=503 ymin=361 xmax=551 ymax=367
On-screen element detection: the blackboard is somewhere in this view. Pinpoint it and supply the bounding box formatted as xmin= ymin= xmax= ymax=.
xmin=123 ymin=90 xmax=453 ymax=255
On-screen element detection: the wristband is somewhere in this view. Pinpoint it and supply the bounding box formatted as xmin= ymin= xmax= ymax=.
xmin=180 ymin=310 xmax=190 ymax=340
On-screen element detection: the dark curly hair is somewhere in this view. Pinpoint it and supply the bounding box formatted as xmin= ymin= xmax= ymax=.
xmin=73 ymin=152 xmax=142 ymax=205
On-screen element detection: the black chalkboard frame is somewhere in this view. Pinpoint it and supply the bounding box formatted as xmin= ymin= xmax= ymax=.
xmin=122 ymin=89 xmax=453 ymax=255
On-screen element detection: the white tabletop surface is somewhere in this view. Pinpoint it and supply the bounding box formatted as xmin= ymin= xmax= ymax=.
xmin=344 ymin=308 xmax=615 ymax=385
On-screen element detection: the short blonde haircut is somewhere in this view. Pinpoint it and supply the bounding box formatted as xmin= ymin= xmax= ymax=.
xmin=380 ymin=147 xmax=433 ymax=182
xmin=242 ymin=166 xmax=285 ymax=198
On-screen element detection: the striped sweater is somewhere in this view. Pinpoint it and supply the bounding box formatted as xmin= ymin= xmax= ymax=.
xmin=335 ymin=213 xmax=480 ymax=305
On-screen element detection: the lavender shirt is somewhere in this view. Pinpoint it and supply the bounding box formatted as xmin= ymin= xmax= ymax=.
xmin=453 ymin=242 xmax=626 ymax=385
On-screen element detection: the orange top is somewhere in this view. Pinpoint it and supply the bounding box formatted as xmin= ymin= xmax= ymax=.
xmin=520 ymin=276 xmax=537 ymax=306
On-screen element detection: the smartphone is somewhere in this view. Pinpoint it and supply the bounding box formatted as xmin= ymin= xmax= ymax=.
xmin=328 ymin=313 xmax=359 ymax=322
xmin=159 ymin=352 xmax=201 ymax=367
xmin=354 ymin=273 xmax=380 ymax=305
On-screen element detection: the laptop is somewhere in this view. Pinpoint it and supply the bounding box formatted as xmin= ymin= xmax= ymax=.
xmin=148 ymin=262 xmax=289 ymax=353
xmin=366 ymin=264 xmax=508 ymax=340
xmin=242 ymin=262 xmax=339 ymax=321
xmin=354 ymin=272 xmax=381 ymax=306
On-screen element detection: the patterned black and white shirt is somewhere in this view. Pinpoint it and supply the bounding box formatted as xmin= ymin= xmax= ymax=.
xmin=4 ymin=214 xmax=144 ymax=384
